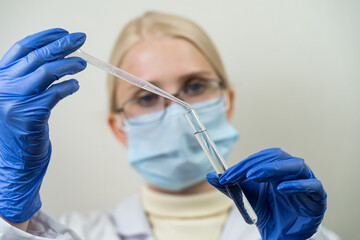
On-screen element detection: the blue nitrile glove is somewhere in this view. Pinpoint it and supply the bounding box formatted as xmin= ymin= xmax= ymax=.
xmin=207 ymin=148 xmax=327 ymax=240
xmin=0 ymin=28 xmax=86 ymax=223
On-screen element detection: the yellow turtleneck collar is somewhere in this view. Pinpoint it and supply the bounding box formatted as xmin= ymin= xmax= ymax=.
xmin=141 ymin=185 xmax=233 ymax=240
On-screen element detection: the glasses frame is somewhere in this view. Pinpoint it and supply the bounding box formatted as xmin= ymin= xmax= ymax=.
xmin=115 ymin=79 xmax=225 ymax=126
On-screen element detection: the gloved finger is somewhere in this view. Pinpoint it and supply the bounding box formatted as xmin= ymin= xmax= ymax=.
xmin=18 ymin=57 xmax=86 ymax=95
xmin=0 ymin=28 xmax=68 ymax=68
xmin=206 ymin=172 xmax=229 ymax=197
xmin=10 ymin=32 xmax=86 ymax=77
xmin=277 ymin=179 xmax=327 ymax=203
xmin=219 ymin=148 xmax=292 ymax=184
xmin=246 ymin=158 xmax=312 ymax=183
xmin=39 ymin=79 xmax=80 ymax=110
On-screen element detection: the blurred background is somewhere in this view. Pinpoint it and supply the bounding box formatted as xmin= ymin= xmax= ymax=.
xmin=0 ymin=0 xmax=359 ymax=238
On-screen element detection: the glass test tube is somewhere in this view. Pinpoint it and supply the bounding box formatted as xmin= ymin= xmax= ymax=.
xmin=184 ymin=108 xmax=257 ymax=224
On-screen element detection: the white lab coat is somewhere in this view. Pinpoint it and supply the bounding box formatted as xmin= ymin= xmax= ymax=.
xmin=0 ymin=193 xmax=340 ymax=240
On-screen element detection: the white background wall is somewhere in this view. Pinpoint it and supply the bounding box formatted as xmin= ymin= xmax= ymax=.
xmin=0 ymin=0 xmax=358 ymax=239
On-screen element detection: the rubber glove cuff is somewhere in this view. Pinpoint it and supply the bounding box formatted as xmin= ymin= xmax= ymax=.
xmin=0 ymin=144 xmax=51 ymax=223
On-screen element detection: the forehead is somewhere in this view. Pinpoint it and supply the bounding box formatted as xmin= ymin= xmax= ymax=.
xmin=115 ymin=37 xmax=217 ymax=100
xmin=120 ymin=37 xmax=214 ymax=80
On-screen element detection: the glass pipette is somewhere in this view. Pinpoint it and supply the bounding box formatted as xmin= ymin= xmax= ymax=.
xmin=184 ymin=109 xmax=258 ymax=224
xmin=74 ymin=49 xmax=257 ymax=224
xmin=71 ymin=49 xmax=191 ymax=109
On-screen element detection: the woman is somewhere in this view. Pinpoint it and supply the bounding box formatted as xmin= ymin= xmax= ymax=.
xmin=0 ymin=12 xmax=338 ymax=240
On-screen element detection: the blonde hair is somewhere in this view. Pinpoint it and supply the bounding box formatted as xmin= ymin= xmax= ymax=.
xmin=108 ymin=11 xmax=230 ymax=113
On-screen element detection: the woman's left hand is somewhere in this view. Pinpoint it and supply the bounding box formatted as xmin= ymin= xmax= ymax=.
xmin=207 ymin=148 xmax=327 ymax=240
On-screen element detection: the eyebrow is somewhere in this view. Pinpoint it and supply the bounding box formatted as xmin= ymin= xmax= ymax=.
xmin=178 ymin=70 xmax=215 ymax=82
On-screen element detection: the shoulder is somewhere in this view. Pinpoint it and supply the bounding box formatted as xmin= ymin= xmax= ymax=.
xmin=60 ymin=209 xmax=116 ymax=240
xmin=60 ymin=193 xmax=145 ymax=240
xmin=221 ymin=208 xmax=341 ymax=240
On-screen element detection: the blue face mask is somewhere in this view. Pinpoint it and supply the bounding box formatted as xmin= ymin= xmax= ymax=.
xmin=124 ymin=98 xmax=239 ymax=191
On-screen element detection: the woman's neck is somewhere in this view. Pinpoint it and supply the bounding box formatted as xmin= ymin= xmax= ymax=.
xmin=147 ymin=180 xmax=215 ymax=195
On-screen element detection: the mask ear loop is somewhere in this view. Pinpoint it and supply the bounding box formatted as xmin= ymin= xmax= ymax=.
xmin=223 ymin=90 xmax=231 ymax=111
xmin=115 ymin=114 xmax=126 ymax=130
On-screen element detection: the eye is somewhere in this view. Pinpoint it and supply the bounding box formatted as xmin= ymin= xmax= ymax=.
xmin=136 ymin=93 xmax=160 ymax=107
xmin=183 ymin=80 xmax=207 ymax=96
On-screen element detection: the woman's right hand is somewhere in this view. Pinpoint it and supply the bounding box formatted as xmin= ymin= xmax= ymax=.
xmin=0 ymin=28 xmax=86 ymax=224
